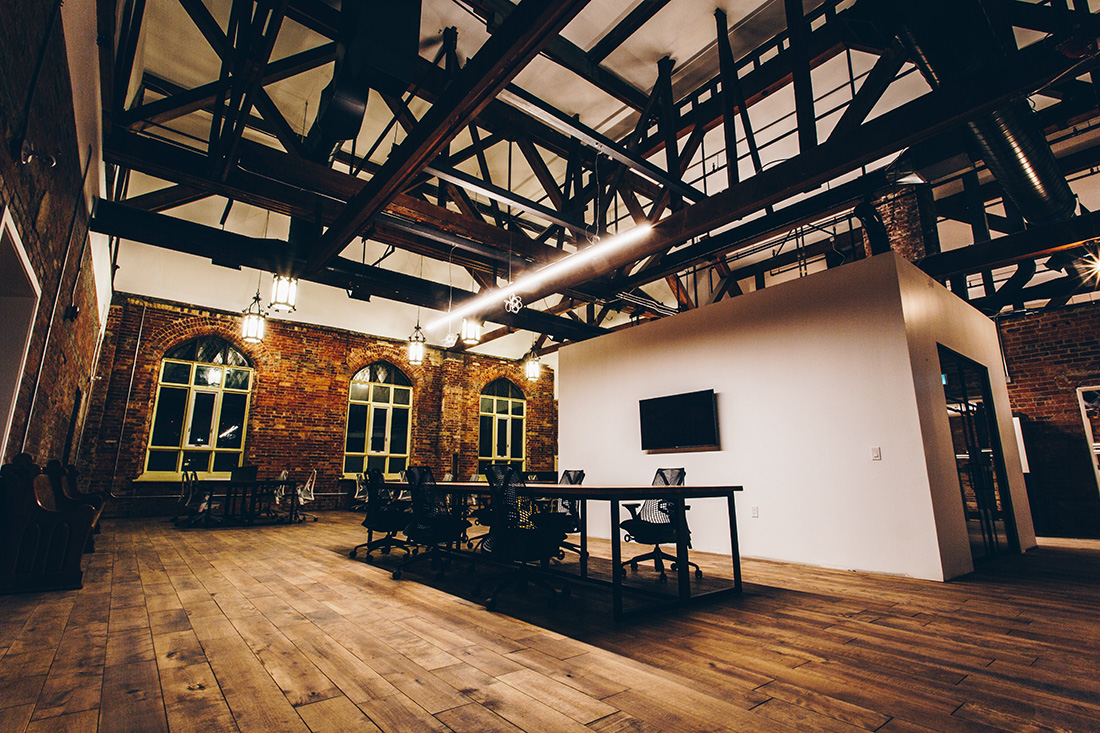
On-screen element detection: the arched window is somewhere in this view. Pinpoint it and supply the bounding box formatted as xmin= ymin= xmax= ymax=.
xmin=145 ymin=336 xmax=253 ymax=476
xmin=478 ymin=378 xmax=525 ymax=475
xmin=345 ymin=361 xmax=412 ymax=476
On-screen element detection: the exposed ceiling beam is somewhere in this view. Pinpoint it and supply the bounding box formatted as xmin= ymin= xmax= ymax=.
xmin=587 ymin=0 xmax=672 ymax=64
xmin=308 ymin=0 xmax=594 ymax=272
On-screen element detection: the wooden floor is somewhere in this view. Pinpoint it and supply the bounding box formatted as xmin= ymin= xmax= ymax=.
xmin=2 ymin=513 xmax=1099 ymax=732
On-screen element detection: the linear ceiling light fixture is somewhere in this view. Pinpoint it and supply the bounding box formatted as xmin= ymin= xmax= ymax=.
xmin=428 ymin=223 xmax=653 ymax=333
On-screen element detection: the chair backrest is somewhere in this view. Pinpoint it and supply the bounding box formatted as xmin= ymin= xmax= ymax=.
xmin=363 ymin=468 xmax=393 ymax=516
xmin=560 ymin=470 xmax=585 ymax=485
xmin=298 ymin=469 xmax=317 ymax=502
xmin=653 ymin=467 xmax=685 ymax=486
xmin=353 ymin=473 xmax=369 ymax=501
xmin=487 ymin=465 xmax=534 ymax=531
xmin=638 ymin=467 xmax=685 ymax=524
xmin=405 ymin=465 xmax=445 ymax=520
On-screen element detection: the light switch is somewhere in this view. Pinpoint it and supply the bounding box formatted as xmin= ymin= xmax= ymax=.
xmin=750 ymin=505 xmax=759 ymax=518
xmin=871 ymin=446 xmax=882 ymax=461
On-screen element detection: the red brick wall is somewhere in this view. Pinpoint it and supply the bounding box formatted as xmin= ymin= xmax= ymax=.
xmin=998 ymin=302 xmax=1100 ymax=537
xmin=863 ymin=184 xmax=941 ymax=262
xmin=0 ymin=3 xmax=103 ymax=467
xmin=79 ymin=294 xmax=557 ymax=515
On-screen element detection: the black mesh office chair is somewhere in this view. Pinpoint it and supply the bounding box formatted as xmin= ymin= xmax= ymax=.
xmin=391 ymin=466 xmax=469 ymax=580
xmin=532 ymin=470 xmax=586 ymax=560
xmin=620 ymin=467 xmax=701 ymax=583
xmin=349 ymin=468 xmax=413 ymax=562
xmin=478 ymin=465 xmax=568 ymax=610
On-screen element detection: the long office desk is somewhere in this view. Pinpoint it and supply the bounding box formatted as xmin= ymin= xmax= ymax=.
xmin=395 ymin=481 xmax=743 ymax=619
xmin=178 ymin=479 xmax=297 ymax=527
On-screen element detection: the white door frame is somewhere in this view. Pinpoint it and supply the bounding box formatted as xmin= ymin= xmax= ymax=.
xmin=0 ymin=206 xmax=42 ymax=462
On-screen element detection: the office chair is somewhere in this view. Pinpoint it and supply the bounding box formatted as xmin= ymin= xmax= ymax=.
xmin=621 ymin=467 xmax=701 ymax=583
xmin=391 ymin=466 xmax=469 ymax=580
xmin=295 ymin=469 xmax=319 ymax=522
xmin=478 ymin=465 xmax=567 ymax=610
xmin=532 ymin=469 xmax=586 ymax=561
xmin=350 ymin=468 xmax=413 ymax=561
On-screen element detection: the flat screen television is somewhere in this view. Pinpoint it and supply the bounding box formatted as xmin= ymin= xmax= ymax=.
xmin=639 ymin=389 xmax=720 ymax=452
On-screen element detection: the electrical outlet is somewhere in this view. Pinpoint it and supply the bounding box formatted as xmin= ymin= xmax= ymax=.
xmin=871 ymin=446 xmax=882 ymax=461
xmin=751 ymin=505 xmax=759 ymax=518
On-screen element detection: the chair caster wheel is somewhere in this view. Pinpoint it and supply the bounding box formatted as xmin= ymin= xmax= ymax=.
xmin=364 ymin=555 xmax=373 ymax=564
xmin=381 ymin=548 xmax=390 ymax=555
xmin=630 ymin=561 xmax=638 ymax=571
xmin=659 ymin=572 xmax=668 ymax=583
xmin=349 ymin=550 xmax=357 ymax=558
xmin=391 ymin=569 xmax=402 ymax=580
xmin=485 ymin=598 xmax=496 ymax=611
xmin=695 ymin=569 xmax=703 ymax=579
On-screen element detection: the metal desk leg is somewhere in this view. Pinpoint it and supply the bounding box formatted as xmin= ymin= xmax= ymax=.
xmin=580 ymin=499 xmax=588 ymax=580
xmin=727 ymin=491 xmax=742 ymax=592
xmin=674 ymin=497 xmax=691 ymax=601
xmin=611 ymin=499 xmax=622 ymax=620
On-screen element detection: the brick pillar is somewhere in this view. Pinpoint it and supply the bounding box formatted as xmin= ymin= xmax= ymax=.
xmin=862 ymin=184 xmax=941 ymax=263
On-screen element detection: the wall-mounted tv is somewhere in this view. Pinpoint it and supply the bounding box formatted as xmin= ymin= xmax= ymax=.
xmin=639 ymin=389 xmax=720 ymax=452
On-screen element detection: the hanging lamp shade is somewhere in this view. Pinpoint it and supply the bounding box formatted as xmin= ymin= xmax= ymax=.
xmin=241 ymin=291 xmax=266 ymax=343
xmin=461 ymin=317 xmax=481 ymax=346
xmin=525 ymin=349 xmax=540 ymax=381
xmin=270 ymin=275 xmax=297 ymax=312
xmin=408 ymin=324 xmax=426 ymax=365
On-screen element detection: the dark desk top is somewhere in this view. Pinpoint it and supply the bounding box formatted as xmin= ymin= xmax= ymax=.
xmin=390 ymin=482 xmax=743 ymax=499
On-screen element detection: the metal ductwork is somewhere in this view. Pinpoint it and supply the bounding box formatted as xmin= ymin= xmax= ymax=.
xmin=857 ymin=0 xmax=1077 ymax=227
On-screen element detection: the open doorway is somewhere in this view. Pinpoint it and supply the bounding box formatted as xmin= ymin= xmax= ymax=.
xmin=0 ymin=206 xmax=41 ymax=462
xmin=1075 ymin=387 xmax=1100 ymax=499
xmin=939 ymin=345 xmax=1018 ymax=562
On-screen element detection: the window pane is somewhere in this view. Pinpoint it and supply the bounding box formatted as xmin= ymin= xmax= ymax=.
xmin=345 ymin=455 xmax=364 ymax=474
xmin=196 ymin=337 xmax=223 ymax=364
xmin=224 ymin=368 xmax=250 ymax=390
xmin=388 ymin=456 xmax=407 ymax=474
xmin=212 ymin=452 xmax=241 ymax=473
xmin=346 ymin=404 xmax=368 ymax=453
xmin=496 ymin=399 xmax=508 ymax=415
xmin=512 ymin=401 xmax=524 ymax=416
xmin=182 ymin=451 xmax=210 ymax=472
xmin=194 ymin=366 xmax=223 ymax=387
xmin=187 ymin=392 xmax=217 ymax=446
xmin=370 ymin=407 xmax=388 ymax=452
xmin=162 ymin=362 xmax=190 ymax=384
xmin=479 ymin=415 xmax=493 ymax=457
xmin=390 ymin=408 xmax=409 ymax=454
xmin=349 ymin=382 xmax=370 ymax=402
xmin=366 ymin=455 xmax=386 ymax=472
xmin=166 ymin=341 xmax=197 ymax=361
xmin=147 ymin=450 xmax=178 ymax=472
xmin=510 ymin=418 xmax=524 ymax=458
xmin=393 ymin=387 xmax=411 ymax=406
xmin=496 ymin=417 xmax=508 ymax=458
xmin=480 ymin=397 xmax=493 ymax=413
xmin=151 ymin=387 xmax=188 ymax=447
xmin=217 ymin=393 xmax=247 ymax=449
xmin=372 ymin=385 xmax=390 ymax=403
xmin=225 ymin=345 xmax=248 ymax=366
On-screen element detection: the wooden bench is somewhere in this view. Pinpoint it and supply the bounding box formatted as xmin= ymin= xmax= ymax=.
xmin=0 ymin=456 xmax=96 ymax=593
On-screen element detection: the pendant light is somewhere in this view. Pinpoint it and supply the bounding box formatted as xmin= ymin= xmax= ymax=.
xmin=408 ymin=321 xmax=426 ymax=365
xmin=270 ymin=274 xmax=297 ymax=312
xmin=241 ymin=289 xmax=266 ymax=343
xmin=524 ymin=347 xmax=540 ymax=382
xmin=461 ymin=317 xmax=481 ymax=346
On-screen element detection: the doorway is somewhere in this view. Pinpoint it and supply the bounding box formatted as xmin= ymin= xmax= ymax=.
xmin=1075 ymin=386 xmax=1100 ymax=499
xmin=939 ymin=345 xmax=1018 ymax=562
xmin=0 ymin=206 xmax=41 ymax=461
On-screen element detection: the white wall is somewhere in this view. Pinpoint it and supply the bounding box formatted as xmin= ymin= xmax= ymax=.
xmin=558 ymin=252 xmax=1031 ymax=580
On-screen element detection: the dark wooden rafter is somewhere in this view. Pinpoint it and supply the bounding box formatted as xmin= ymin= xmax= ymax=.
xmin=708 ymin=258 xmax=744 ymax=304
xmin=462 ymin=0 xmax=648 ymax=110
xmin=472 ymin=34 xmax=1095 ymax=307
xmin=467 ymin=125 xmax=507 ymax=228
xmin=97 ymin=0 xmax=120 ymax=133
xmin=829 ymin=39 xmax=907 ymax=140
xmin=665 ymin=274 xmax=694 ymax=309
xmin=785 ymin=0 xmax=817 ymax=152
xmin=123 ymin=184 xmax=210 ymax=212
xmin=308 ymin=0 xmax=594 ymax=272
xmin=207 ymin=0 xmax=287 ymax=179
xmin=587 ymin=0 xmax=672 ymax=64
xmin=961 ymin=170 xmax=998 ymax=297
xmin=120 ymin=44 xmax=336 ymax=129
xmin=253 ymin=88 xmax=308 ymax=157
xmin=656 ymin=56 xmax=682 ymax=212
xmin=113 ymin=0 xmax=147 ymax=112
